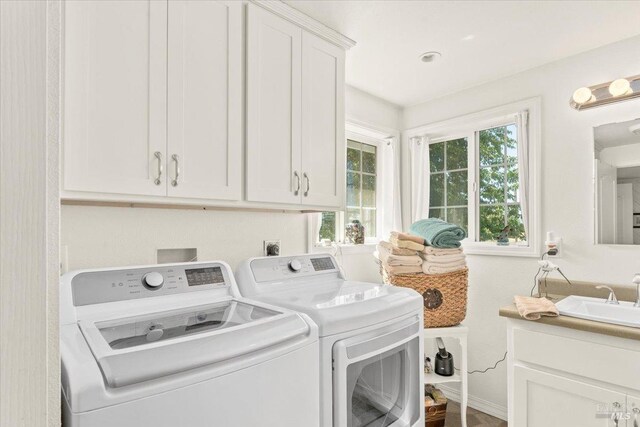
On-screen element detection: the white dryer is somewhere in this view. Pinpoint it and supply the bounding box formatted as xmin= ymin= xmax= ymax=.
xmin=61 ymin=261 xmax=319 ymax=427
xmin=236 ymin=254 xmax=425 ymax=427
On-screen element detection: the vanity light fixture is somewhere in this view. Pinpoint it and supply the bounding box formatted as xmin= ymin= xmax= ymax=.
xmin=570 ymin=74 xmax=640 ymax=110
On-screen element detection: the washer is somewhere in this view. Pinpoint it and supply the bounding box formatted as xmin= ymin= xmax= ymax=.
xmin=236 ymin=254 xmax=425 ymax=427
xmin=61 ymin=261 xmax=319 ymax=427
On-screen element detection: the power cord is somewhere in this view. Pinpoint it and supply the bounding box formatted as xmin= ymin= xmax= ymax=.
xmin=454 ymin=351 xmax=508 ymax=375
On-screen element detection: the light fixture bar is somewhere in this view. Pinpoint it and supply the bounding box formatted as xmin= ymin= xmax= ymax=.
xmin=570 ymin=74 xmax=640 ymax=111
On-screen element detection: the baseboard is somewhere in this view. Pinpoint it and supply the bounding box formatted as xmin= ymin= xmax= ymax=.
xmin=438 ymin=384 xmax=508 ymax=421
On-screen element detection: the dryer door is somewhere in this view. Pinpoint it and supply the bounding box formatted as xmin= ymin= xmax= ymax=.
xmin=333 ymin=316 xmax=422 ymax=427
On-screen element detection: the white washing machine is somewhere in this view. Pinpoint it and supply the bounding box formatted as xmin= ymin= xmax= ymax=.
xmin=61 ymin=261 xmax=320 ymax=427
xmin=236 ymin=254 xmax=425 ymax=427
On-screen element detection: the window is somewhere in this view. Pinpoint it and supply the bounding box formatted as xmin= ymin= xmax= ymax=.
xmin=319 ymin=139 xmax=378 ymax=243
xmin=428 ymin=138 xmax=469 ymax=234
xmin=346 ymin=140 xmax=377 ymax=238
xmin=477 ymin=125 xmax=525 ymax=243
xmin=410 ymin=98 xmax=540 ymax=256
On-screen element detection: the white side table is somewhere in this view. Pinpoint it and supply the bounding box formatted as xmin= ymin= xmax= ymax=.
xmin=423 ymin=324 xmax=468 ymax=427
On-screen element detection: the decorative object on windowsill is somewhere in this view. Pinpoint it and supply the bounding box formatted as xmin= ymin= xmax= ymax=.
xmin=345 ymin=219 xmax=365 ymax=244
xmin=570 ymin=74 xmax=640 ymax=110
xmin=496 ymin=225 xmax=511 ymax=246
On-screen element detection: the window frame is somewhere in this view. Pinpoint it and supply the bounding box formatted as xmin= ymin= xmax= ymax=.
xmin=406 ymin=98 xmax=541 ymax=257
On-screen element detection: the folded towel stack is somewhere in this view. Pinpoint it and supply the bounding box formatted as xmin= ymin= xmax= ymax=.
xmin=419 ymin=246 xmax=467 ymax=274
xmin=374 ymin=232 xmax=425 ymax=275
xmin=376 ymin=225 xmax=467 ymax=276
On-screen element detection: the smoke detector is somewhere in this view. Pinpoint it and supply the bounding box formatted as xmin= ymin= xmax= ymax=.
xmin=630 ymin=123 xmax=640 ymax=136
xmin=419 ymin=51 xmax=441 ymax=63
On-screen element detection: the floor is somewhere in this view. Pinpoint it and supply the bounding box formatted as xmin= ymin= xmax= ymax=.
xmin=443 ymin=401 xmax=507 ymax=427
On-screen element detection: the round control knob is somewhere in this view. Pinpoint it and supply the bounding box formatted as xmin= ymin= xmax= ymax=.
xmin=288 ymin=259 xmax=302 ymax=272
xmin=142 ymin=271 xmax=164 ymax=289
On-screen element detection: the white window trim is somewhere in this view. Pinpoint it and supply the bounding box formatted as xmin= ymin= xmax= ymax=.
xmin=405 ymin=97 xmax=542 ymax=257
xmin=309 ymin=119 xmax=400 ymax=253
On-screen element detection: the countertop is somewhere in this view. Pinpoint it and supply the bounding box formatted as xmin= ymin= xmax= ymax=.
xmin=499 ymin=278 xmax=640 ymax=341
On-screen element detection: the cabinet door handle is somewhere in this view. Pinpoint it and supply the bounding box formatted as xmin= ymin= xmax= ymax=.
xmin=293 ymin=171 xmax=301 ymax=195
xmin=171 ymin=154 xmax=180 ymax=187
xmin=303 ymin=172 xmax=310 ymax=196
xmin=153 ymin=151 xmax=163 ymax=185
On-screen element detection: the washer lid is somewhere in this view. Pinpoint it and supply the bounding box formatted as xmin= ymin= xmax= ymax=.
xmin=256 ymin=280 xmax=423 ymax=336
xmin=80 ymin=299 xmax=310 ymax=388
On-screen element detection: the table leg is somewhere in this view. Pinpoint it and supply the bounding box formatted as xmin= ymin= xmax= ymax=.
xmin=460 ymin=335 xmax=468 ymax=427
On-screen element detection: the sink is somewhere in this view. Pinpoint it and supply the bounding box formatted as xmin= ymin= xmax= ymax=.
xmin=555 ymin=295 xmax=640 ymax=328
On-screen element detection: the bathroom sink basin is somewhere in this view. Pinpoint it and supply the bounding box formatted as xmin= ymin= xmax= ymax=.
xmin=556 ymin=295 xmax=640 ymax=328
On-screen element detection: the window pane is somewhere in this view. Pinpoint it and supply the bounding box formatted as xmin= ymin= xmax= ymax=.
xmin=506 ymin=124 xmax=518 ymax=164
xmin=346 ymin=208 xmax=360 ymax=224
xmin=479 ymin=166 xmax=505 ymax=204
xmin=362 ymin=208 xmax=376 ymax=238
xmin=446 ymin=207 xmax=468 ymax=233
xmin=506 ymin=164 xmax=519 ymax=203
xmin=446 ymin=170 xmax=468 ymax=206
xmin=347 ymin=172 xmax=361 ymax=207
xmin=362 ymin=144 xmax=376 ymax=174
xmin=429 ymin=208 xmax=445 ymax=220
xmin=319 ymin=212 xmax=336 ymax=242
xmin=362 ymin=174 xmax=376 ymax=208
xmin=429 ymin=173 xmax=444 ymax=207
xmin=429 ymin=142 xmax=444 ymax=172
xmin=347 ymin=146 xmax=361 ymax=171
xmin=479 ymin=126 xmax=506 ymax=166
xmin=508 ymin=205 xmax=526 ymax=241
xmin=479 ymin=205 xmax=505 ymax=242
xmin=446 ymin=138 xmax=468 ymax=170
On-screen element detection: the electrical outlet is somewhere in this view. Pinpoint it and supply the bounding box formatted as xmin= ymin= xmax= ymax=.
xmin=263 ymin=240 xmax=281 ymax=256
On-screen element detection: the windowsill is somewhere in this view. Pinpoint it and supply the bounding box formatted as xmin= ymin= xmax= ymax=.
xmin=310 ymin=242 xmax=378 ymax=255
xmin=462 ymin=241 xmax=539 ymax=257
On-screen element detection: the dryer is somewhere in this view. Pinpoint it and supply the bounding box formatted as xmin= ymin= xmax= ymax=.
xmin=236 ymin=254 xmax=425 ymax=427
xmin=61 ymin=261 xmax=319 ymax=427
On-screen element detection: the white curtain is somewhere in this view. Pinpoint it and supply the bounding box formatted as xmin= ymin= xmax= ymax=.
xmin=516 ymin=110 xmax=530 ymax=242
xmin=410 ymin=135 xmax=430 ymax=223
xmin=380 ymin=137 xmax=403 ymax=237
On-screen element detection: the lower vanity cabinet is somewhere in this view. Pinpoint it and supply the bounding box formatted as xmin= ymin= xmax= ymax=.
xmin=507 ymin=319 xmax=640 ymax=427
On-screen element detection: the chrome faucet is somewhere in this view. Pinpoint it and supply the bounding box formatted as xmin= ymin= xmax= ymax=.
xmin=633 ymin=274 xmax=640 ymax=308
xmin=595 ymin=285 xmax=619 ymax=305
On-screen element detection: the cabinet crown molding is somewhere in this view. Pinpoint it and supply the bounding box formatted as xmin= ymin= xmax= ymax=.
xmin=250 ymin=0 xmax=356 ymax=50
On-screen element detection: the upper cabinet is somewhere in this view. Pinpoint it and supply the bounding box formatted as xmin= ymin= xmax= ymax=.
xmin=63 ymin=0 xmax=353 ymax=210
xmin=246 ymin=3 xmax=346 ymax=209
xmin=63 ymin=0 xmax=168 ymax=196
xmin=64 ymin=0 xmax=242 ymax=201
xmin=166 ymin=1 xmax=242 ymax=200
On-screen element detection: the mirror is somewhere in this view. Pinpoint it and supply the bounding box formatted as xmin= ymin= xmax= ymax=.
xmin=594 ymin=118 xmax=640 ymax=244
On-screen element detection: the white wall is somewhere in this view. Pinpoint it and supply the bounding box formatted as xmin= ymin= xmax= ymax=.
xmin=346 ymin=84 xmax=401 ymax=130
xmin=402 ymin=34 xmax=640 ymax=415
xmin=1 ymin=1 xmax=60 ymax=425
xmin=61 ymin=205 xmax=308 ymax=272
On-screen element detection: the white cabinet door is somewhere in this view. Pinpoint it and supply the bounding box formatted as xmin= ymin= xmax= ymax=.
xmin=627 ymin=394 xmax=640 ymax=427
xmin=514 ymin=366 xmax=625 ymax=427
xmin=64 ymin=0 xmax=167 ymax=196
xmin=301 ymin=31 xmax=345 ymax=208
xmin=246 ymin=4 xmax=302 ymax=204
xmin=167 ymin=0 xmax=241 ymax=200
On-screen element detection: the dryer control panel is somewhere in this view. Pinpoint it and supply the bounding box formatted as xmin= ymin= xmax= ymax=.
xmin=71 ymin=262 xmax=231 ymax=306
xmin=249 ymin=254 xmax=340 ymax=283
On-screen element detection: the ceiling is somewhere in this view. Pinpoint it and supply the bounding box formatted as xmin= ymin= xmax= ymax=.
xmin=595 ymin=118 xmax=640 ymax=149
xmin=285 ymin=1 xmax=640 ymax=107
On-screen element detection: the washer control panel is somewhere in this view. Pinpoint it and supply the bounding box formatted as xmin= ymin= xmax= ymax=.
xmin=250 ymin=255 xmax=338 ymax=283
xmin=71 ymin=262 xmax=230 ymax=306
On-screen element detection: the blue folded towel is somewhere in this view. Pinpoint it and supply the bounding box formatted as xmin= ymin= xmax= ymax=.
xmin=409 ymin=218 xmax=466 ymax=248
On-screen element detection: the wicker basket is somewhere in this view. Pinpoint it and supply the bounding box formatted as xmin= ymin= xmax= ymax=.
xmin=382 ymin=268 xmax=468 ymax=328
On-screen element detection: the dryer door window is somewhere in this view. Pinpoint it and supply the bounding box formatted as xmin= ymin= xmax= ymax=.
xmin=333 ymin=318 xmax=421 ymax=427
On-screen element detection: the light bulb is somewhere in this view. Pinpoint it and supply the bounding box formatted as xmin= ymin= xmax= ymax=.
xmin=609 ymin=78 xmax=632 ymax=97
xmin=572 ymin=87 xmax=594 ymax=105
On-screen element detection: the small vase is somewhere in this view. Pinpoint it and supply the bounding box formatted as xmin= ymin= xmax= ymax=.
xmin=345 ymin=219 xmax=365 ymax=244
